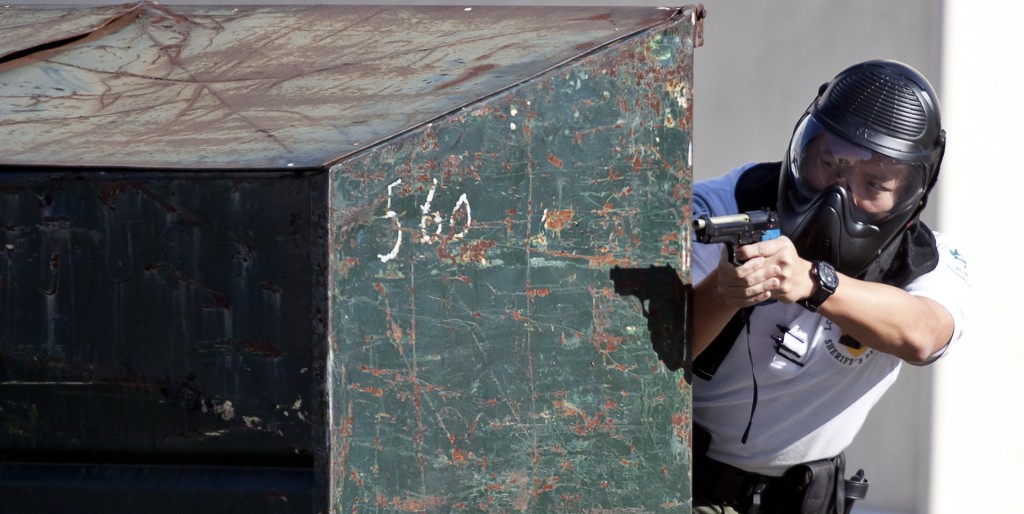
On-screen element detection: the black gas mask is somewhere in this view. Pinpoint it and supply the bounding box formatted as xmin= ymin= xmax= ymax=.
xmin=777 ymin=60 xmax=946 ymax=278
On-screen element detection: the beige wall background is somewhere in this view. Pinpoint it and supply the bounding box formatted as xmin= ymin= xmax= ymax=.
xmin=12 ymin=1 xmax=1022 ymax=512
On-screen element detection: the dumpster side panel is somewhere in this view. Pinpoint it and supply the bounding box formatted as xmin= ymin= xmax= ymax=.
xmin=327 ymin=23 xmax=694 ymax=512
xmin=0 ymin=173 xmax=319 ymax=463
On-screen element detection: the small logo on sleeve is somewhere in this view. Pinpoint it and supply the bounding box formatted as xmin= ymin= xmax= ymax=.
xmin=947 ymin=247 xmax=968 ymax=283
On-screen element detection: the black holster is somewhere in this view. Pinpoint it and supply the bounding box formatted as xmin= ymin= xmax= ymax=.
xmin=693 ymin=424 xmax=869 ymax=514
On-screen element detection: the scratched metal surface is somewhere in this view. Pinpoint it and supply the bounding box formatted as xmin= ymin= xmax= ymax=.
xmin=327 ymin=20 xmax=695 ymax=512
xmin=0 ymin=172 xmax=323 ymax=463
xmin=0 ymin=3 xmax=698 ymax=512
xmin=0 ymin=2 xmax=678 ymax=170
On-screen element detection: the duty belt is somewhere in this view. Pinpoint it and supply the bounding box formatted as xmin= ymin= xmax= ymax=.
xmin=693 ymin=425 xmax=869 ymax=514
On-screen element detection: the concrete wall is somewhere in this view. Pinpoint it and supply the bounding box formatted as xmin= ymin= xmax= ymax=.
xmin=692 ymin=4 xmax=941 ymax=513
xmin=932 ymin=1 xmax=1024 ymax=513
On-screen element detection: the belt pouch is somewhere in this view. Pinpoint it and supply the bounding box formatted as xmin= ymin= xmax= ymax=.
xmin=770 ymin=455 xmax=843 ymax=514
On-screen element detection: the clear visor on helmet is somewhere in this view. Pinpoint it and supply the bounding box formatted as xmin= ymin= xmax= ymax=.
xmin=788 ymin=115 xmax=927 ymax=223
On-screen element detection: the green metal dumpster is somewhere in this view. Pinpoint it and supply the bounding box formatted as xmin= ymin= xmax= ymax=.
xmin=0 ymin=2 xmax=701 ymax=512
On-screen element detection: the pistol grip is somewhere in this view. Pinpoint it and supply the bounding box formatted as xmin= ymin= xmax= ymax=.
xmin=725 ymin=244 xmax=742 ymax=266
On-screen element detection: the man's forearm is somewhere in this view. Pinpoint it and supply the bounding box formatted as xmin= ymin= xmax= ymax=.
xmin=818 ymin=273 xmax=954 ymax=363
xmin=692 ymin=270 xmax=740 ymax=358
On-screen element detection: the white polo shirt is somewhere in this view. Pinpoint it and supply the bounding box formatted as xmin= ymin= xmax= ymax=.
xmin=692 ymin=164 xmax=969 ymax=476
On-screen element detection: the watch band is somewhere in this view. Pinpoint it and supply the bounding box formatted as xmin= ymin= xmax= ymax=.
xmin=800 ymin=260 xmax=838 ymax=312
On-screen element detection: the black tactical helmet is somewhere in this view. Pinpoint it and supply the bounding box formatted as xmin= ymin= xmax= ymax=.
xmin=778 ymin=60 xmax=946 ymax=277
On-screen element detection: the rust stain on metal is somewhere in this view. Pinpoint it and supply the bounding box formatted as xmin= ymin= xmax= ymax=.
xmin=526 ymin=287 xmax=550 ymax=298
xmin=337 ymin=257 xmax=360 ymax=279
xmin=546 ymin=153 xmax=564 ymax=170
xmin=632 ymin=150 xmax=645 ymax=173
xmin=693 ymin=3 xmax=707 ymax=48
xmin=552 ymin=400 xmax=617 ymax=437
xmin=259 ymin=281 xmax=283 ymax=295
xmin=98 ymin=182 xmax=178 ymax=214
xmin=661 ymin=232 xmax=681 ymax=256
xmin=457 ymin=239 xmax=496 ymax=265
xmin=349 ymin=383 xmax=384 ymax=398
xmin=144 ymin=262 xmax=230 ymax=309
xmin=443 ymin=274 xmax=473 ymax=287
xmin=0 ymin=2 xmax=143 ymax=68
xmin=530 ymin=249 xmax=634 ymax=269
xmin=336 ymin=204 xmax=377 ymax=241
xmin=543 ymin=208 xmax=574 ymax=231
xmin=590 ymin=285 xmax=624 ymax=356
xmin=435 ymin=63 xmax=499 ymax=92
xmin=385 ymin=495 xmax=448 ymax=511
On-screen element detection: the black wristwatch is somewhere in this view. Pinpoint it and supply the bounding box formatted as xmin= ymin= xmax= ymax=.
xmin=800 ymin=260 xmax=839 ymax=312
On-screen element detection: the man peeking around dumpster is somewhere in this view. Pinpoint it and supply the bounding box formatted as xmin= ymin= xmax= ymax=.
xmin=689 ymin=60 xmax=968 ymax=514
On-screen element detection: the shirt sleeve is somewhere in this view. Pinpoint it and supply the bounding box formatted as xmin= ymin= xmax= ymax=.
xmin=903 ymin=231 xmax=969 ymax=362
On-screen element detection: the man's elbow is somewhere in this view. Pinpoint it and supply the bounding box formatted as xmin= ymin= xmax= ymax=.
xmin=901 ymin=331 xmax=952 ymax=365
xmin=902 ymin=298 xmax=955 ymax=364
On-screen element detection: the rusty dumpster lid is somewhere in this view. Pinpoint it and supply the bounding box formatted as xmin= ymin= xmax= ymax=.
xmin=0 ymin=2 xmax=685 ymax=171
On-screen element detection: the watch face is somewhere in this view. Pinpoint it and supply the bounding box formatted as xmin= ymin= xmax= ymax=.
xmin=819 ymin=262 xmax=839 ymax=288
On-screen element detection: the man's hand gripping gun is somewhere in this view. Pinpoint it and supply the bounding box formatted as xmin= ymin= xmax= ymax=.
xmin=690 ymin=209 xmax=780 ymax=381
xmin=609 ymin=265 xmax=691 ymax=371
xmin=606 ymin=210 xmax=779 ymax=372
xmin=693 ymin=209 xmax=780 ymax=265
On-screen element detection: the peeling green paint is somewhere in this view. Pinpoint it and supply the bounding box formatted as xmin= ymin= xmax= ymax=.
xmin=327 ymin=20 xmax=694 ymax=513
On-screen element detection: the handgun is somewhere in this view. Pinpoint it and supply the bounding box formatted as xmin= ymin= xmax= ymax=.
xmin=609 ymin=265 xmax=691 ymax=371
xmin=693 ymin=209 xmax=780 ymax=265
